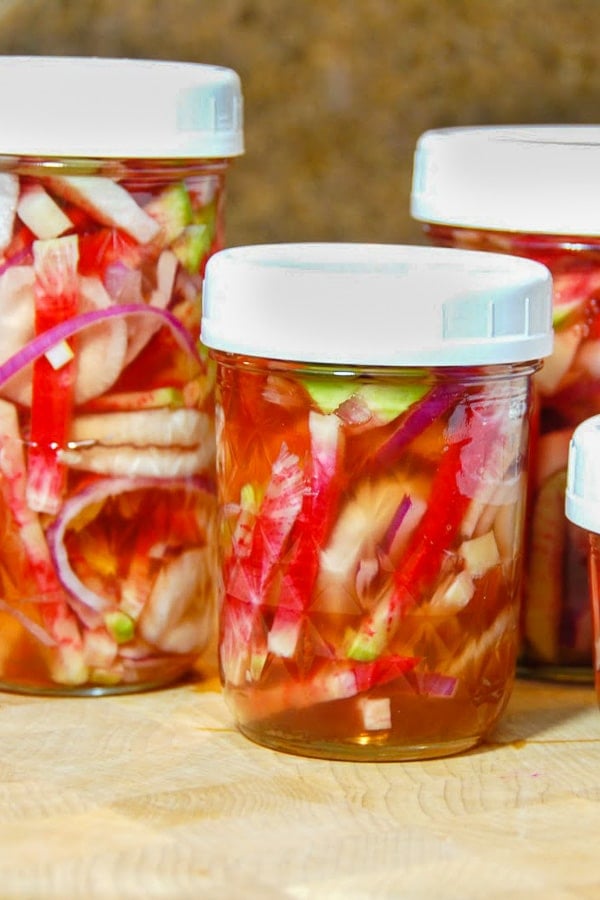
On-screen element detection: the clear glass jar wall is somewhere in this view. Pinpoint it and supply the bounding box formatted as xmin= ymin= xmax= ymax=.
xmin=213 ymin=356 xmax=538 ymax=761
xmin=411 ymin=125 xmax=600 ymax=681
xmin=0 ymin=155 xmax=228 ymax=694
xmin=424 ymin=223 xmax=600 ymax=679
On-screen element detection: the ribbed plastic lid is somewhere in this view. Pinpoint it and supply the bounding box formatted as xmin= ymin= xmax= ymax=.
xmin=566 ymin=416 xmax=600 ymax=533
xmin=411 ymin=125 xmax=600 ymax=236
xmin=202 ymin=243 xmax=553 ymax=366
xmin=0 ymin=56 xmax=244 ymax=159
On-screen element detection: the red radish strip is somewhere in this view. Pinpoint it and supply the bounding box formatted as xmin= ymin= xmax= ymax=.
xmin=347 ymin=434 xmax=471 ymax=661
xmin=0 ymin=398 xmax=86 ymax=679
xmin=0 ymin=303 xmax=203 ymax=391
xmin=267 ymin=412 xmax=342 ymax=657
xmin=221 ymin=446 xmax=305 ymax=684
xmin=46 ymin=475 xmax=213 ymax=615
xmin=27 ymin=235 xmax=79 ymax=515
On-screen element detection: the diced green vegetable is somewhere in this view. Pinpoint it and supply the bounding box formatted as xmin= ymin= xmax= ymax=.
xmin=301 ymin=376 xmax=427 ymax=419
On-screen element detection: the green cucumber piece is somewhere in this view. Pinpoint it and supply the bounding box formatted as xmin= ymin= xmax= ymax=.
xmin=104 ymin=610 xmax=135 ymax=644
xmin=172 ymin=223 xmax=211 ymax=275
xmin=145 ymin=182 xmax=193 ymax=246
xmin=301 ymin=377 xmax=427 ymax=421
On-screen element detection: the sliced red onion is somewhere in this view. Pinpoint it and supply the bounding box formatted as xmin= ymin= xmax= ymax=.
xmin=0 ymin=303 xmax=202 ymax=390
xmin=412 ymin=671 xmax=458 ymax=698
xmin=379 ymin=493 xmax=412 ymax=557
xmin=46 ymin=474 xmax=214 ymax=615
xmin=370 ymin=383 xmax=460 ymax=471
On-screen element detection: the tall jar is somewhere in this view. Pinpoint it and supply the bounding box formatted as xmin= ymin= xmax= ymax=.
xmin=0 ymin=56 xmax=243 ymax=694
xmin=411 ymin=125 xmax=600 ymax=681
xmin=202 ymin=243 xmax=552 ymax=761
xmin=566 ymin=415 xmax=600 ymax=705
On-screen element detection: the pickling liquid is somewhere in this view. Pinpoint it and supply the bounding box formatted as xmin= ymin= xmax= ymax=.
xmin=215 ymin=356 xmax=534 ymax=760
xmin=0 ymin=159 xmax=225 ymax=694
xmin=425 ymin=224 xmax=600 ymax=681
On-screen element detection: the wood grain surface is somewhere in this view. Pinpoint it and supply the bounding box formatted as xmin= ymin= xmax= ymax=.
xmin=0 ymin=654 xmax=598 ymax=899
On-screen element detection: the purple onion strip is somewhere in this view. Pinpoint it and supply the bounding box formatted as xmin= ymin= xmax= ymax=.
xmin=0 ymin=303 xmax=202 ymax=390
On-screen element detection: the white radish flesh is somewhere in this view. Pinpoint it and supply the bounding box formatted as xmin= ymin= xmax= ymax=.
xmin=0 ymin=173 xmax=19 ymax=252
xmin=59 ymin=442 xmax=214 ymax=478
xmin=138 ymin=547 xmax=214 ymax=653
xmin=44 ymin=175 xmax=160 ymax=244
xmin=17 ymin=184 xmax=73 ymax=239
xmin=69 ymin=407 xmax=210 ymax=448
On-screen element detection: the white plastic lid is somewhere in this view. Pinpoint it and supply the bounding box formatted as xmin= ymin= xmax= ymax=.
xmin=0 ymin=56 xmax=244 ymax=159
xmin=202 ymin=243 xmax=553 ymax=366
xmin=566 ymin=416 xmax=600 ymax=533
xmin=411 ymin=125 xmax=600 ymax=237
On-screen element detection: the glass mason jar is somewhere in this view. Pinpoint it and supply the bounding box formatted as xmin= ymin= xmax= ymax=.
xmin=0 ymin=56 xmax=243 ymax=694
xmin=411 ymin=125 xmax=600 ymax=681
xmin=566 ymin=416 xmax=600 ymax=706
xmin=202 ymin=243 xmax=552 ymax=761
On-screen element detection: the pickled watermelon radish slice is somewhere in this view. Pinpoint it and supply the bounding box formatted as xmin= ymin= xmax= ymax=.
xmin=0 ymin=398 xmax=87 ymax=684
xmin=267 ymin=412 xmax=342 ymax=658
xmin=347 ymin=434 xmax=470 ymax=661
xmin=44 ymin=175 xmax=160 ymax=245
xmin=221 ymin=446 xmax=305 ymax=685
xmin=27 ymin=235 xmax=79 ymax=515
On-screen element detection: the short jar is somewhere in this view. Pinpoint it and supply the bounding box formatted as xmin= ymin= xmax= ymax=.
xmin=411 ymin=125 xmax=600 ymax=681
xmin=202 ymin=243 xmax=552 ymax=761
xmin=566 ymin=416 xmax=600 ymax=706
xmin=0 ymin=56 xmax=243 ymax=694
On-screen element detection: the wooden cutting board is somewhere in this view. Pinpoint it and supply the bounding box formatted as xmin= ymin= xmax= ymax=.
xmin=0 ymin=655 xmax=598 ymax=899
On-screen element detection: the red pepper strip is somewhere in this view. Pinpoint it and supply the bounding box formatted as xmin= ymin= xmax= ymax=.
xmin=266 ymin=412 xmax=342 ymax=658
xmin=0 ymin=399 xmax=87 ymax=685
xmin=236 ymin=653 xmax=419 ymax=722
xmin=220 ymin=446 xmax=305 ymax=685
xmin=26 ymin=236 xmax=79 ymax=515
xmin=347 ymin=433 xmax=471 ymax=661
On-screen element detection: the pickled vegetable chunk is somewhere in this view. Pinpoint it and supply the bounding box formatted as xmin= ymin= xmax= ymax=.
xmin=0 ymin=160 xmax=226 ymax=692
xmin=426 ymin=224 xmax=600 ymax=675
xmin=216 ymin=360 xmax=532 ymax=759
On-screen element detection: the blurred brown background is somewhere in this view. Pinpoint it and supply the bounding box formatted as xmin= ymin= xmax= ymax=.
xmin=0 ymin=0 xmax=599 ymax=247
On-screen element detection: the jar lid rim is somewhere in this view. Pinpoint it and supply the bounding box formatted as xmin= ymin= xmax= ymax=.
xmin=566 ymin=415 xmax=600 ymax=534
xmin=202 ymin=242 xmax=554 ymax=366
xmin=0 ymin=56 xmax=244 ymax=159
xmin=411 ymin=125 xmax=600 ymax=236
